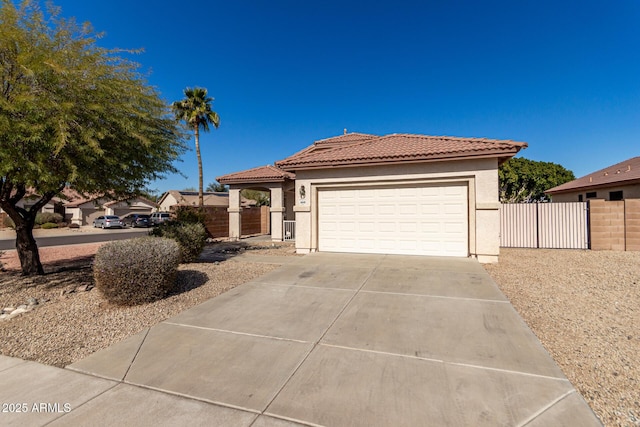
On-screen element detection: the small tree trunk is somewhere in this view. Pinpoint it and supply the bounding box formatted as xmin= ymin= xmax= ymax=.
xmin=15 ymin=221 xmax=44 ymax=275
xmin=195 ymin=126 xmax=204 ymax=208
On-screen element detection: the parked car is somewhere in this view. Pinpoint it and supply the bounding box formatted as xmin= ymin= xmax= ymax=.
xmin=93 ymin=215 xmax=123 ymax=229
xmin=121 ymin=213 xmax=151 ymax=228
xmin=149 ymin=212 xmax=172 ymax=226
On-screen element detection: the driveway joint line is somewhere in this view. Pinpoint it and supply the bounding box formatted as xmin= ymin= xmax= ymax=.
xmin=319 ymin=343 xmax=572 ymax=382
xmin=257 ymin=257 xmax=383 ymax=417
xmin=162 ymin=321 xmax=311 ymax=344
xmin=359 ymin=289 xmax=510 ymax=303
xmin=251 ymin=282 xmax=358 ymax=292
xmin=260 ymin=412 xmax=324 ymax=427
xmin=42 ymin=381 xmax=120 ymax=426
xmin=122 ymin=327 xmax=151 ymax=382
xmin=518 ymin=389 xmax=577 ymax=427
xmin=120 ymin=380 xmax=263 ymax=415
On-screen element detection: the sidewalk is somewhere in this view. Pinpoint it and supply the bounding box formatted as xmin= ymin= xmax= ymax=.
xmin=0 ymin=226 xmax=128 ymax=241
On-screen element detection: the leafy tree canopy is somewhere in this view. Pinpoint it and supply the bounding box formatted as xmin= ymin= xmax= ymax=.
xmin=241 ymin=189 xmax=270 ymax=206
xmin=206 ymin=181 xmax=228 ymax=192
xmin=499 ymin=157 xmax=575 ymax=203
xmin=0 ymin=1 xmax=186 ymax=274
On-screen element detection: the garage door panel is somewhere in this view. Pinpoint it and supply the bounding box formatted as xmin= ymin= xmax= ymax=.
xmin=358 ymin=222 xmax=376 ymax=233
xmin=319 ymin=185 xmax=468 ymax=257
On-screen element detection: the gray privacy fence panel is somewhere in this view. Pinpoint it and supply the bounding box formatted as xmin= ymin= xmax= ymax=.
xmin=500 ymin=203 xmax=537 ymax=248
xmin=538 ymin=202 xmax=588 ymax=249
xmin=500 ymin=202 xmax=588 ymax=249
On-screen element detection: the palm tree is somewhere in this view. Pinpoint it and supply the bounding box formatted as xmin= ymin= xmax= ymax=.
xmin=172 ymin=87 xmax=220 ymax=208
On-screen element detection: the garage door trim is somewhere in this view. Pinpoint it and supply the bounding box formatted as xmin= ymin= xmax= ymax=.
xmin=316 ymin=181 xmax=470 ymax=257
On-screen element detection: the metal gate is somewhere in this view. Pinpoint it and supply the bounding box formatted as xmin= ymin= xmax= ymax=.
xmin=500 ymin=202 xmax=589 ymax=249
xmin=283 ymin=220 xmax=296 ymax=241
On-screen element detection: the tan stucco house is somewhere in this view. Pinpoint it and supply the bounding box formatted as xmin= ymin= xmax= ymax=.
xmin=157 ymin=190 xmax=256 ymax=212
xmin=546 ymin=156 xmax=640 ymax=202
xmin=0 ymin=187 xmax=156 ymax=226
xmin=218 ymin=132 xmax=526 ymax=263
xmin=65 ymin=195 xmax=157 ymax=226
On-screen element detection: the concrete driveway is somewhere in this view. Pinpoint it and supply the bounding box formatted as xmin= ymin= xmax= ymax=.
xmin=3 ymin=253 xmax=601 ymax=426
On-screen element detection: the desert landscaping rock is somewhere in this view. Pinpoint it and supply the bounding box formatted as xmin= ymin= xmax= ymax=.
xmin=484 ymin=248 xmax=639 ymax=427
xmin=0 ymin=242 xmax=636 ymax=426
xmin=0 ymin=241 xmax=298 ymax=367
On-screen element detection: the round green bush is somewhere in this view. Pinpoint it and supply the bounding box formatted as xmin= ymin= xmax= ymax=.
xmin=40 ymin=222 xmax=58 ymax=229
xmin=35 ymin=212 xmax=63 ymax=225
xmin=149 ymin=222 xmax=206 ymax=263
xmin=94 ymin=237 xmax=180 ymax=305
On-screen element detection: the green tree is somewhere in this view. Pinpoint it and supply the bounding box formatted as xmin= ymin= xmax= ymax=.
xmin=499 ymin=157 xmax=575 ymax=203
xmin=206 ymin=180 xmax=228 ymax=192
xmin=172 ymin=87 xmax=220 ymax=208
xmin=241 ymin=189 xmax=270 ymax=206
xmin=0 ymin=1 xmax=186 ymax=275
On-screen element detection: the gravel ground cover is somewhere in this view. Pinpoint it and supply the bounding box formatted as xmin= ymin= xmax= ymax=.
xmin=0 ymin=240 xmax=298 ymax=368
xmin=484 ymin=248 xmax=639 ymax=427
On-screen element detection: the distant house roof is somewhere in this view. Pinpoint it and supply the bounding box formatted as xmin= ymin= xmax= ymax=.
xmin=103 ymin=196 xmax=158 ymax=208
xmin=9 ymin=187 xmax=158 ymax=209
xmin=546 ymin=156 xmax=640 ymax=194
xmin=159 ymin=190 xmax=256 ymax=208
xmin=217 ymin=165 xmax=295 ymax=185
xmin=275 ymin=133 xmax=527 ymax=170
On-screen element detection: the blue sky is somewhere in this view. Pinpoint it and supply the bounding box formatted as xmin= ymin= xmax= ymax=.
xmin=51 ymin=0 xmax=640 ymax=194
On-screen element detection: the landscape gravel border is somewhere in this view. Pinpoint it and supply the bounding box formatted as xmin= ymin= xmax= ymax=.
xmin=0 ymin=241 xmax=298 ymax=368
xmin=1 ymin=242 xmax=637 ymax=426
xmin=484 ymin=248 xmax=639 ymax=427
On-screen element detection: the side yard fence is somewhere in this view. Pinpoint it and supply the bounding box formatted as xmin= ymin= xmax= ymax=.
xmin=172 ymin=206 xmax=270 ymax=239
xmin=500 ymin=199 xmax=640 ymax=251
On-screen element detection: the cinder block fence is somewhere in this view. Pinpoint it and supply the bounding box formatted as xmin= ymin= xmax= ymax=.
xmin=589 ymin=199 xmax=640 ymax=251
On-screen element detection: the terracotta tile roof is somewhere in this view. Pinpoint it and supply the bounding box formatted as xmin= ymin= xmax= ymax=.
xmin=159 ymin=190 xmax=255 ymax=207
xmin=103 ymin=196 xmax=158 ymax=208
xmin=276 ymin=133 xmax=527 ymax=170
xmin=217 ymin=165 xmax=295 ymax=184
xmin=546 ymin=156 xmax=640 ymax=194
xmin=170 ymin=191 xmax=230 ymax=207
xmin=314 ymin=132 xmax=378 ymax=146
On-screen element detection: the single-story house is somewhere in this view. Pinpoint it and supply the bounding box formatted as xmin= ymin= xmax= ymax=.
xmin=157 ymin=190 xmax=256 ymax=212
xmin=546 ymin=156 xmax=640 ymax=202
xmin=0 ymin=187 xmax=157 ymax=226
xmin=218 ymin=132 xmax=526 ymax=263
xmin=65 ymin=195 xmax=157 ymax=226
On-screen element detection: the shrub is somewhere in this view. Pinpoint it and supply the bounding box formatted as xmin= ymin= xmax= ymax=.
xmin=94 ymin=237 xmax=180 ymax=305
xmin=40 ymin=222 xmax=58 ymax=229
xmin=35 ymin=212 xmax=63 ymax=225
xmin=69 ymin=223 xmax=80 ymax=229
xmin=149 ymin=222 xmax=206 ymax=263
xmin=172 ymin=205 xmax=206 ymax=224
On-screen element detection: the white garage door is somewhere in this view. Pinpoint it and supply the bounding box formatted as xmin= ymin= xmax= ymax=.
xmin=318 ymin=184 xmax=468 ymax=257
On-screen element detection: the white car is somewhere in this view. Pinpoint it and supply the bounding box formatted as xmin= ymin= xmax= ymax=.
xmin=93 ymin=215 xmax=124 ymax=229
xmin=149 ymin=212 xmax=171 ymax=226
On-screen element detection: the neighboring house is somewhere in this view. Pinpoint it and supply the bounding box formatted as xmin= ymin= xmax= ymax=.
xmin=218 ymin=132 xmax=526 ymax=262
xmin=546 ymin=156 xmax=640 ymax=202
xmin=0 ymin=187 xmax=157 ymax=226
xmin=157 ymin=190 xmax=256 ymax=212
xmin=65 ymin=195 xmax=157 ymax=226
